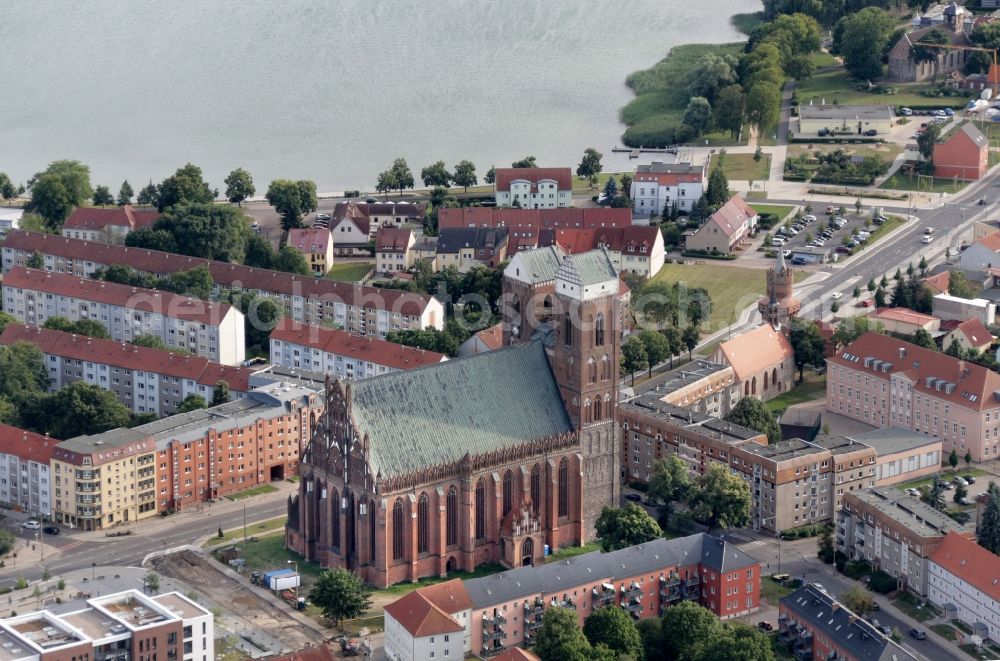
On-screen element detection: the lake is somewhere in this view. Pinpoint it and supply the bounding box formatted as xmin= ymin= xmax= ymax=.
xmin=0 ymin=0 xmax=758 ymax=193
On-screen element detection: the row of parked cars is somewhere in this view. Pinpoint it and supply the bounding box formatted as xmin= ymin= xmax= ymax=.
xmin=900 ymin=107 xmax=955 ymax=117
xmin=770 ymin=213 xmax=821 ymax=248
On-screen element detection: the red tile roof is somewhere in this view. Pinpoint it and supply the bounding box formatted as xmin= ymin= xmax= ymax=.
xmin=0 ymin=423 xmax=57 ymax=464
xmin=262 ymin=646 xmax=337 ymax=661
xmin=2 ymin=231 xmax=435 ymax=317
xmin=3 ymin=266 xmax=235 ymax=326
xmin=494 ymin=167 xmax=572 ymax=191
xmin=874 ymin=307 xmax=939 ymax=326
xmin=0 ymin=324 xmax=253 ymax=392
xmin=548 ymin=226 xmax=659 ymax=255
xmin=471 ymin=323 xmax=504 ymax=352
xmin=977 ymin=230 xmax=1000 ymax=253
xmin=828 ymin=332 xmax=1000 ymax=411
xmin=375 ymin=227 xmax=413 ymax=252
xmin=438 ymin=207 xmax=631 ymax=231
xmin=714 ymin=324 xmax=793 ymax=381
xmin=494 ymin=649 xmax=541 ymax=661
xmin=952 ymin=318 xmax=994 ymax=348
xmin=383 ymin=590 xmax=463 ymax=637
xmin=704 ymin=195 xmax=758 ymax=239
xmin=270 ymin=319 xmax=446 ymax=370
xmin=931 ymin=532 xmax=1000 ymax=605
xmin=286 ymin=228 xmax=332 ymax=253
xmin=413 ymin=579 xmax=473 ymax=613
xmin=922 ymin=271 xmax=951 ymax=295
xmin=62 ymin=206 xmax=160 ymax=232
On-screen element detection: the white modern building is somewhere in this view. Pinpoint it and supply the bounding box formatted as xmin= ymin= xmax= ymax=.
xmin=384 ymin=587 xmax=467 ymax=661
xmin=0 ymin=423 xmax=54 ymax=517
xmin=928 ymin=532 xmax=1000 ymax=642
xmin=2 ymin=266 xmax=246 ymax=365
xmin=631 ymin=162 xmax=705 ymax=215
xmin=0 ymin=208 xmax=23 ymax=238
xmin=932 ymin=292 xmax=996 ymax=326
xmin=494 ymin=168 xmax=572 ymax=208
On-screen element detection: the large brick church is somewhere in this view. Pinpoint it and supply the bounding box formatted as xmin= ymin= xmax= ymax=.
xmin=286 ymin=247 xmax=622 ymax=586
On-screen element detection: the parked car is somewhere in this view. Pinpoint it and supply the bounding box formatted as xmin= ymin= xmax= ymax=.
xmin=835 ymin=246 xmax=851 ymax=255
xmin=901 ymin=107 xmax=913 ymax=116
xmin=825 ymin=206 xmax=835 ymax=214
xmin=791 ymin=257 xmax=807 ymax=265
xmin=934 ymin=109 xmax=947 ymax=117
xmin=22 ymin=520 xmax=39 ymax=530
xmin=944 ymin=108 xmax=955 ymax=116
xmin=922 ymin=235 xmax=933 ymax=244
xmin=858 ymin=299 xmax=874 ymax=308
xmin=942 ymin=482 xmax=955 ymax=490
xmin=909 ymin=628 xmax=927 ymax=640
xmin=863 ymin=129 xmax=878 ymax=136
xmin=42 ymin=526 xmax=60 ymax=535
xmin=818 ymin=128 xmax=830 ymax=137
xmin=803 ymin=215 xmax=817 ymax=222
xmin=953 ymin=476 xmax=968 ymax=486
xmin=831 ymin=292 xmax=843 ymax=300
xmin=624 ymin=493 xmax=642 ymax=503
xmin=963 ymin=475 xmax=977 ymax=484
xmin=315 ymin=213 xmax=331 ymax=221
xmin=959 ymin=497 xmax=972 ymax=506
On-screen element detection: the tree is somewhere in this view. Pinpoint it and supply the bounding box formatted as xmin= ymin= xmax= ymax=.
xmin=41 ymin=317 xmax=110 ymax=339
xmin=582 ymin=606 xmax=642 ymax=660
xmin=420 ymin=161 xmax=452 ymax=188
xmin=224 ymin=167 xmax=255 ymax=207
xmin=621 ymin=337 xmax=648 ymax=386
xmin=576 ymin=148 xmax=604 ymax=184
xmin=130 ymin=203 xmax=250 ymax=262
xmin=689 ymin=463 xmax=752 ymax=531
xmin=484 ymin=166 xmax=496 ymax=184
xmin=949 ymin=447 xmax=959 ymax=471
xmin=136 ymin=181 xmax=158 ymax=206
xmin=117 ymin=180 xmax=134 ymax=206
xmin=789 ymin=319 xmax=826 ymax=382
xmin=661 ymin=601 xmax=722 ymax=660
xmin=211 ymin=381 xmax=230 ymax=407
xmin=273 ymin=246 xmax=311 ymax=276
xmin=452 ymin=160 xmax=477 ymax=193
xmin=265 ymin=179 xmax=318 ymax=231
xmin=682 ymin=325 xmax=700 ymax=359
xmin=389 ymin=158 xmax=415 ymax=196
xmin=594 ymin=503 xmax=662 ymax=551
xmin=92 ymin=185 xmax=114 ymax=207
xmin=683 ymin=96 xmax=713 ymax=136
xmin=227 ymin=293 xmax=282 ymax=357
xmin=0 ymin=173 xmax=14 ymax=205
xmin=156 ymin=163 xmax=215 ymax=212
xmin=979 ymin=483 xmax=1000 ymax=555
xmin=375 ymin=169 xmax=394 ymax=200
xmin=26 ymin=251 xmax=44 ymax=269
xmin=648 ymin=456 xmax=693 ymax=527
xmin=308 ymin=568 xmax=372 ymax=626
xmin=24 ymin=382 xmax=132 ymax=440
xmin=176 ymin=394 xmax=207 ymax=414
xmin=0 ymin=342 xmax=49 ymax=427
xmin=697 ymin=623 xmax=775 ymax=661
xmin=705 ymin=167 xmax=730 ymax=207
xmin=27 ymin=174 xmax=75 ymax=228
xmin=817 ymin=525 xmax=835 ymax=563
xmin=144 ymin=573 xmax=160 ymax=594
xmin=921 ymin=477 xmax=946 ymax=511
xmin=911 ymin=328 xmax=937 ymax=350
xmin=745 ymin=81 xmax=781 ymax=133
xmin=601 ymin=177 xmax=618 ymax=205
xmin=636 ymin=619 xmax=663 ymax=661
xmin=714 ymin=84 xmax=746 ymax=139
xmin=833 ymin=8 xmax=895 ymax=80
xmin=244 ymin=234 xmax=276 ymax=270
xmin=954 ymin=483 xmax=968 ymax=504
xmin=840 ymin=584 xmax=876 ymax=616
xmin=965 ymin=450 xmax=973 ymax=468
xmin=917 ymin=123 xmax=941 ymax=161
xmin=511 ymin=156 xmax=537 ymax=169
xmin=638 ymin=330 xmax=670 ymax=377
xmin=534 ymin=607 xmax=593 ymax=661
xmin=949 ymin=271 xmax=976 ymax=299
xmin=130 ymin=334 xmax=170 ymax=350
xmin=686 ymin=54 xmax=737 ymax=101
xmin=874 ymin=287 xmax=887 ymax=308
xmin=724 ymin=397 xmax=781 ymax=444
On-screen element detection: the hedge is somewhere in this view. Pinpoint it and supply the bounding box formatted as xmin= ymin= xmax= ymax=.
xmin=681 ymin=250 xmax=737 ymax=260
xmin=869 ymin=569 xmax=897 ymax=594
xmin=788 ymin=137 xmax=883 ymax=145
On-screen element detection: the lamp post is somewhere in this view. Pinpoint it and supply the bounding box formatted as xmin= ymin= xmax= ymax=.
xmin=91 ymin=562 xmax=96 ymax=582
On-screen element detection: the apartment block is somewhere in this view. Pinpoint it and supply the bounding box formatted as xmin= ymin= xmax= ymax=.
xmin=0 ymin=424 xmax=56 ymax=517
xmin=439 ymin=207 xmax=631 ymax=232
xmin=51 ymin=430 xmax=158 ymax=530
xmin=843 ymin=427 xmax=942 ymax=487
xmin=383 ymin=534 xmax=759 ymax=660
xmin=269 ymin=319 xmax=446 ymax=379
xmin=630 ymin=359 xmax=741 ymax=418
xmin=286 ymin=228 xmax=334 ymax=275
xmin=0 ymin=324 xmax=253 ymax=417
xmin=375 ymin=227 xmax=416 ymax=275
xmin=630 ymin=162 xmax=705 ymax=215
xmin=1 ymin=231 xmax=443 ymax=339
xmin=0 ymin=590 xmax=213 ymax=661
xmin=2 ymin=267 xmax=245 ymax=365
xmin=928 ymin=532 xmax=1000 ymax=642
xmin=60 ymin=206 xmax=160 ymax=243
xmin=493 ymin=168 xmax=572 ymax=209
xmin=838 ymin=489 xmax=974 ymax=597
xmin=827 ymin=332 xmax=1000 ymax=461
xmin=779 ymin=584 xmax=917 ymax=661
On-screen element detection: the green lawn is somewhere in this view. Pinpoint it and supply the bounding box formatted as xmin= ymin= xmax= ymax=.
xmin=795 ymin=68 xmax=966 ymax=109
xmin=894 ymin=591 xmax=940 ymax=623
xmin=789 ymin=142 xmax=904 ymax=162
xmin=931 ymin=623 xmax=960 ymax=641
xmin=767 ymin=373 xmax=827 ymax=416
xmin=214 ymin=533 xmax=323 ymax=583
xmin=326 ymin=262 xmax=373 ymax=282
xmin=225 ymin=484 xmax=279 ymax=501
xmin=545 ymin=542 xmax=601 ymax=564
xmin=204 ymin=517 xmax=287 ymax=547
xmin=811 ymin=51 xmax=839 ymax=68
xmin=879 ymin=172 xmax=970 ymax=193
xmin=760 ymin=576 xmax=795 ymax=605
xmin=375 ymin=563 xmax=506 ymax=598
xmin=647 ymin=263 xmax=807 ymax=332
xmin=707 ymin=153 xmax=771 ymax=181
xmin=750 ymin=204 xmax=795 ymax=222
xmin=572 ymin=172 xmax=629 ymax=194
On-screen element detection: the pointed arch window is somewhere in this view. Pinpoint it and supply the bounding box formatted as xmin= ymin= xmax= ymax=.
xmin=558 ymin=458 xmax=569 ymax=518
xmin=392 ymin=499 xmax=405 ymax=560
xmin=447 ymin=486 xmax=458 ymax=546
xmin=502 ymin=470 xmax=514 ymax=517
xmin=331 ymin=488 xmax=340 ymax=549
xmin=475 ymin=479 xmax=487 ymax=541
xmin=563 ymin=315 xmax=573 ymax=346
xmin=368 ymin=499 xmax=376 ymax=562
xmin=417 ymin=493 xmax=429 ymax=554
xmin=531 ymin=464 xmax=541 ymax=514
xmin=595 ymin=313 xmax=605 ymax=346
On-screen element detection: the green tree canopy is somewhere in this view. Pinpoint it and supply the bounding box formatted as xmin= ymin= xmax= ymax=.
xmin=637 ymin=329 xmax=670 ymax=377
xmin=92 ymin=185 xmax=114 ymax=207
xmin=176 ymin=394 xmax=207 ymax=414
xmin=745 ymin=81 xmax=781 ymax=133
xmin=156 ymin=163 xmax=216 ymax=211
xmin=648 ymin=455 xmax=693 ymax=528
xmin=137 ymin=181 xmax=159 ymax=206
xmin=683 ymin=97 xmax=713 ymax=136
xmin=273 ymin=245 xmax=311 ymax=276
xmin=265 ymin=179 xmax=318 ymax=231
xmin=582 ymin=606 xmax=642 ymax=660
xmin=697 ymin=623 xmax=775 ymax=661
xmin=917 ymin=123 xmax=941 ymax=161
xmin=23 ymin=382 xmax=132 ymax=440
xmin=686 ymin=54 xmax=737 ymax=102
xmin=979 ymin=482 xmax=1000 ymax=556
xmin=41 ymin=317 xmax=111 ymax=339
xmin=594 ymin=503 xmax=663 ymax=551
xmin=420 ymin=161 xmax=452 ymax=188
xmin=128 ymin=203 xmax=251 ymax=263
xmin=452 ymin=160 xmax=478 ymax=192
xmin=211 ymin=380 xmax=230 ymax=406
xmin=689 ymin=462 xmax=752 ymax=531
xmin=789 ymin=319 xmax=826 ymax=382
xmin=832 ymin=8 xmax=896 ymax=80
xmin=620 ymin=336 xmax=648 ymax=385
xmin=724 ymin=397 xmax=782 ymax=444
xmin=27 ymin=160 xmax=93 ymax=227
xmin=117 ymin=180 xmax=134 ymax=206
xmin=839 ymin=584 xmax=876 ymax=615
xmin=576 ymin=148 xmax=604 ymax=180
xmin=511 ymin=156 xmax=537 ymax=168
xmin=533 ymin=606 xmax=593 ymax=661
xmin=705 ymin=167 xmax=730 ymax=207
xmin=661 ymin=601 xmax=722 ymax=660
xmin=714 ymin=85 xmax=746 ymax=139
xmin=224 ymin=167 xmax=255 ymax=207
xmin=308 ymin=568 xmax=372 ymax=626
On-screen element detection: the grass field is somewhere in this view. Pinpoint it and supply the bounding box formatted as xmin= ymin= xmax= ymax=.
xmin=750 ymin=204 xmax=795 ymax=222
xmin=219 ymin=534 xmax=322 ymax=581
xmin=226 ymin=484 xmax=278 ymax=501
xmin=760 ymin=576 xmax=795 ymax=605
xmin=204 ymin=517 xmax=287 ymax=547
xmin=327 ymin=262 xmax=373 ymax=282
xmin=767 ymin=373 xmax=826 ymax=416
xmin=545 ymin=542 xmax=601 ymax=564
xmin=647 ymin=263 xmax=807 ymax=332
xmin=572 ymin=172 xmax=629 ymax=194
xmin=811 ymin=51 xmax=839 ymax=68
xmin=707 ymin=153 xmax=771 ymax=181
xmin=893 ymin=468 xmax=987 ymax=493
xmin=879 ymin=173 xmax=969 ymax=193
xmin=894 ymin=592 xmax=940 ymax=623
xmin=788 ymin=142 xmax=903 ymax=162
xmin=795 ymin=68 xmax=965 ymax=109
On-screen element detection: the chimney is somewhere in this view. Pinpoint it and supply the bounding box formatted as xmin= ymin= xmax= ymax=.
xmin=958 ymin=360 xmax=966 ymax=380
xmin=898 ymin=347 xmax=907 ymax=359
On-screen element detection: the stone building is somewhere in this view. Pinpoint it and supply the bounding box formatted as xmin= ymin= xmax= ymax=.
xmin=287 ymin=248 xmax=621 ymax=587
xmin=758 ymin=251 xmax=800 ymax=331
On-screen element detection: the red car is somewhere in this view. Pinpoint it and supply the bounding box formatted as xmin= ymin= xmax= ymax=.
xmin=857 ymin=299 xmax=874 ymax=308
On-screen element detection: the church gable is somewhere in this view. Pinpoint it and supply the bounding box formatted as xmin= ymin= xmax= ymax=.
xmin=348 ymin=341 xmax=573 ymax=479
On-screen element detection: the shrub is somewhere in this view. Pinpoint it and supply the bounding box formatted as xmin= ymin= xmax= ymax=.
xmin=869 ymin=569 xmax=896 ymax=594
xmin=844 ymin=560 xmax=872 ymax=580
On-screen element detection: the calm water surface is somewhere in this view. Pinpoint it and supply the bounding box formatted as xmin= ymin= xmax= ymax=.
xmin=0 ymin=0 xmax=758 ymax=192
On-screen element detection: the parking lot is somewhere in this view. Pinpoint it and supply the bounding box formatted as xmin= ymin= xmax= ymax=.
xmin=768 ymin=208 xmax=886 ymax=263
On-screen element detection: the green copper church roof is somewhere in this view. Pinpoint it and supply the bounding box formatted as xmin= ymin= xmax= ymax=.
xmin=349 ymin=341 xmax=572 ymax=478
xmin=556 ymin=249 xmax=619 ymax=287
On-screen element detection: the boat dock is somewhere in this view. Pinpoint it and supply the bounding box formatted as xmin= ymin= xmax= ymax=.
xmin=612 ymin=146 xmax=678 ymax=159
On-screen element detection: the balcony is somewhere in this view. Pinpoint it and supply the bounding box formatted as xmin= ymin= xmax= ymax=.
xmin=482 ymin=613 xmax=506 ymax=630
xmin=551 ymin=597 xmax=576 ymax=610
xmin=481 ymin=644 xmax=505 ymax=658
xmin=659 ymin=575 xmax=682 ymax=601
xmin=592 ymin=584 xmax=616 ymax=607
xmin=523 ymin=599 xmax=544 ymax=618
xmin=481 ymin=628 xmax=507 ymax=643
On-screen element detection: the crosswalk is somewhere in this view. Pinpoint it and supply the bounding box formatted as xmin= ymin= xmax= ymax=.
xmin=736 ymin=540 xmax=769 ymax=553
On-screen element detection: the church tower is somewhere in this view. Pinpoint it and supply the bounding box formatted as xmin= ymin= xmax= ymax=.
xmin=758 ymin=250 xmax=801 ymax=331
xmin=550 ymin=249 xmax=621 ymax=541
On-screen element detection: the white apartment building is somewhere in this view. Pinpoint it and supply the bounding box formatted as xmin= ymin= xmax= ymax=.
xmin=0 ymin=423 xmax=54 ymax=517
xmin=384 ymin=589 xmax=465 ymax=661
xmin=494 ymin=168 xmax=572 ymax=208
xmin=2 ymin=266 xmax=246 ymax=365
xmin=631 ymin=162 xmax=706 ymax=215
xmin=269 ymin=319 xmax=446 ymax=379
xmin=928 ymin=532 xmax=1000 ymax=641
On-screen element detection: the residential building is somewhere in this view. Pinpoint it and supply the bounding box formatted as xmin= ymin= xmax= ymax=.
xmin=51 ymin=429 xmax=157 ymax=530
xmin=630 ymin=162 xmax=705 ymax=215
xmin=0 ymin=324 xmax=253 ymax=417
xmin=826 ymin=332 xmax=1000 ymax=461
xmin=412 ymin=235 xmax=438 ymax=263
xmin=710 ymin=324 xmax=794 ymax=402
xmin=758 ymin=251 xmax=801 ymax=330
xmin=439 ymin=207 xmax=631 ymax=233
xmin=332 ymin=201 xmax=425 ymax=238
xmin=934 ymin=123 xmax=989 ymax=181
xmin=685 ymin=195 xmax=758 ymax=255
xmin=288 ymin=249 xmax=622 ymax=588
xmin=458 ymin=323 xmax=504 ymax=357
xmin=384 ymin=590 xmax=465 ymax=661
xmin=329 ymin=212 xmax=372 ymax=257
xmin=375 ymin=227 xmax=416 ymax=275
xmin=0 ymin=590 xmax=213 ymax=661
xmin=0 ymin=208 xmax=22 ymax=238
xmin=797 ymin=105 xmax=894 ymax=137
xmin=779 ymin=584 xmax=917 ymax=661
xmin=287 ymin=228 xmax=334 ymax=275
xmin=629 ymin=359 xmax=740 ymax=418
xmin=0 ymin=424 xmax=56 ymax=517
xmin=933 ymin=292 xmax=996 ymax=326
xmin=269 ymin=319 xmax=446 ymax=378
xmin=843 ymin=427 xmax=942 ymax=486
xmin=493 ymin=168 xmax=572 ymax=209
xmin=839 ymin=488 xmax=973 ymax=596
xmin=923 ymin=270 xmax=952 ymax=295
xmin=544 ymin=226 xmax=665 ymax=277
xmin=435 ymin=227 xmax=509 ymax=272
xmin=873 ymin=307 xmax=941 ymax=335
xmin=1 ymin=231 xmax=443 ymax=338
xmin=60 ymin=205 xmax=160 ymax=243
xmin=2 ymin=266 xmax=246 ymax=365
xmin=928 ymin=531 xmax=1000 ymax=641
xmin=942 ymin=317 xmax=995 ymax=354
xmin=959 ymin=230 xmax=1000 ymax=271
xmin=383 ymin=534 xmax=759 ymax=660
xmin=889 ymin=9 xmax=971 ymax=83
